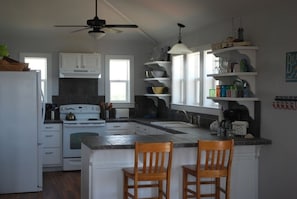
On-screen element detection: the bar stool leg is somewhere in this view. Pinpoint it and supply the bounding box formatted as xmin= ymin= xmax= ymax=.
xmin=123 ymin=174 xmax=128 ymax=199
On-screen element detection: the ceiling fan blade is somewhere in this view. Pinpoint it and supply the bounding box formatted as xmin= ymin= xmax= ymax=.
xmin=101 ymin=27 xmax=122 ymax=33
xmin=54 ymin=25 xmax=89 ymax=28
xmin=105 ymin=24 xmax=138 ymax=28
xmin=71 ymin=27 xmax=91 ymax=33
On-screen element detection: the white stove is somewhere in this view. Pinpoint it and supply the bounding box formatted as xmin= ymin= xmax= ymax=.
xmin=60 ymin=104 xmax=105 ymax=171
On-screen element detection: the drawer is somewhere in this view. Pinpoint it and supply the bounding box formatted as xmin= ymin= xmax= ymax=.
xmin=106 ymin=122 xmax=134 ymax=130
xmin=42 ymin=148 xmax=62 ymax=165
xmin=43 ymin=132 xmax=61 ymax=147
xmin=105 ymin=130 xmax=136 ymax=135
xmin=42 ymin=123 xmax=61 ymax=131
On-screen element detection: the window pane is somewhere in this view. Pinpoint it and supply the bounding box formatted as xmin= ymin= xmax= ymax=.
xmin=110 ymin=82 xmax=127 ymax=101
xmin=24 ymin=57 xmax=47 ymax=79
xmin=172 ymin=55 xmax=184 ymax=104
xmin=24 ymin=56 xmax=47 ymax=102
xmin=203 ymin=50 xmax=218 ymax=107
xmin=187 ymin=52 xmax=200 ymax=105
xmin=110 ymin=60 xmax=129 ymax=81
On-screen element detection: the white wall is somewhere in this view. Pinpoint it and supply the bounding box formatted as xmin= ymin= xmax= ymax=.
xmin=3 ymin=34 xmax=153 ymax=100
xmin=162 ymin=3 xmax=296 ymax=199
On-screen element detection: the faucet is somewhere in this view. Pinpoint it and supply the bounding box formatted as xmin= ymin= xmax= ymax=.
xmin=176 ymin=110 xmax=190 ymax=123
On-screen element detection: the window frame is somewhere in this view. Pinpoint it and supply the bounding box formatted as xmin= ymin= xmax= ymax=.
xmin=105 ymin=55 xmax=134 ymax=108
xmin=19 ymin=53 xmax=52 ymax=103
xmin=171 ymin=45 xmax=219 ymax=115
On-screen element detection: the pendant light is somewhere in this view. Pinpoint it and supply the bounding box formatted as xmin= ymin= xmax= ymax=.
xmin=168 ymin=23 xmax=192 ymax=55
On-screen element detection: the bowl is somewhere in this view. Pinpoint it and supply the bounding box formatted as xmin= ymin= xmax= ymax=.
xmin=151 ymin=70 xmax=165 ymax=78
xmin=152 ymin=87 xmax=164 ymax=94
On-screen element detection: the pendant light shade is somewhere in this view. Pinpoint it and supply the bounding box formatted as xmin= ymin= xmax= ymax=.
xmin=168 ymin=23 xmax=192 ymax=55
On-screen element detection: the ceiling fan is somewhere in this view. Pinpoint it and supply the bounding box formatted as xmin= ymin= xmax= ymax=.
xmin=54 ymin=0 xmax=138 ymax=39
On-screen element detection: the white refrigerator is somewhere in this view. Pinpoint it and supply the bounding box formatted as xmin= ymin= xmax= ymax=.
xmin=0 ymin=71 xmax=43 ymax=194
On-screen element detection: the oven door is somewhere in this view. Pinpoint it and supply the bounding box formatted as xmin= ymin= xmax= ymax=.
xmin=63 ymin=123 xmax=104 ymax=158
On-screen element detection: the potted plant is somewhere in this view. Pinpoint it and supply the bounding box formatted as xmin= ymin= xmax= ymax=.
xmin=0 ymin=44 xmax=9 ymax=59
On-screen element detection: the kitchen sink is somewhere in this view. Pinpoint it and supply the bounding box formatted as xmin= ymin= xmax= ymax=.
xmin=150 ymin=121 xmax=197 ymax=128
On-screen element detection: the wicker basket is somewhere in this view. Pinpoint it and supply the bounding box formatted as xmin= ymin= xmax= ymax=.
xmin=0 ymin=59 xmax=29 ymax=71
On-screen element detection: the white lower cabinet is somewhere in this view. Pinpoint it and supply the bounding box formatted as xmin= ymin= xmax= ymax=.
xmin=42 ymin=123 xmax=62 ymax=167
xmin=104 ymin=122 xmax=136 ymax=135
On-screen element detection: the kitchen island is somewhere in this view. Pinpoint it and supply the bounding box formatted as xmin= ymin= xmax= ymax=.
xmin=81 ymin=127 xmax=271 ymax=199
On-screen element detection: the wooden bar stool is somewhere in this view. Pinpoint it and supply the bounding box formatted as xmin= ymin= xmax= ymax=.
xmin=182 ymin=139 xmax=234 ymax=199
xmin=122 ymin=141 xmax=173 ymax=199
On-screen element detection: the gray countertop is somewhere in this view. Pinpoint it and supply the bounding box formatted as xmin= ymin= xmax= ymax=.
xmin=82 ymin=120 xmax=272 ymax=150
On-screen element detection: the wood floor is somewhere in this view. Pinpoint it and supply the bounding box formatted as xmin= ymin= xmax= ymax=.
xmin=0 ymin=171 xmax=80 ymax=199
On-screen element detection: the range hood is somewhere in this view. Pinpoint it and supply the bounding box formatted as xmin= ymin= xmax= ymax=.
xmin=59 ymin=69 xmax=101 ymax=79
xmin=59 ymin=53 xmax=102 ymax=79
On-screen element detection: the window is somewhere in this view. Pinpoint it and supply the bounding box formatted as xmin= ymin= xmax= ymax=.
xmin=171 ymin=45 xmax=218 ymax=113
xmin=105 ymin=55 xmax=134 ymax=108
xmin=20 ymin=53 xmax=51 ymax=102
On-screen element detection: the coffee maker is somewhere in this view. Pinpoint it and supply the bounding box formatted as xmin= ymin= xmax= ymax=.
xmin=219 ymin=108 xmax=249 ymax=136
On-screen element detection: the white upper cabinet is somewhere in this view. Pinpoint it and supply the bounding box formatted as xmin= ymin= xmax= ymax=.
xmin=59 ymin=53 xmax=101 ymax=78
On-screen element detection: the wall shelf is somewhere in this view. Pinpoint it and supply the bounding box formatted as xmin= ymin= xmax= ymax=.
xmin=207 ymin=97 xmax=259 ymax=101
xmin=207 ymin=72 xmax=257 ymax=79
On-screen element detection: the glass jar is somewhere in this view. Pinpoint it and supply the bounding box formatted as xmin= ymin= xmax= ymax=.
xmin=216 ymin=85 xmax=221 ymax=97
xmin=220 ymin=85 xmax=226 ymax=97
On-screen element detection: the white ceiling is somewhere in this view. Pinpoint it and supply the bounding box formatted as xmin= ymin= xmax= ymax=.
xmin=0 ymin=0 xmax=275 ymax=44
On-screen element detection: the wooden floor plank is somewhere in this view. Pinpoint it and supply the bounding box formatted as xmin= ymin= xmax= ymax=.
xmin=0 ymin=171 xmax=80 ymax=199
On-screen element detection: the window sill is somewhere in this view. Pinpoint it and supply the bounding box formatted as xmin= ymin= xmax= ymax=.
xmin=171 ymin=104 xmax=219 ymax=116
xmin=111 ymin=103 xmax=135 ymax=109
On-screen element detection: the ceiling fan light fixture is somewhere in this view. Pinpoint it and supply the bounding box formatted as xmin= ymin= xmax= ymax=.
xmin=88 ymin=30 xmax=106 ymax=40
xmin=168 ymin=23 xmax=192 ymax=55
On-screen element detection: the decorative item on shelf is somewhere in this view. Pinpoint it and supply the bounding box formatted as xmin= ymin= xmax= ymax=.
xmin=151 ymin=70 xmax=165 ymax=78
xmin=145 ymin=70 xmax=152 ymax=78
xmin=240 ymin=59 xmax=249 ymax=72
xmin=0 ymin=45 xmax=30 ymax=71
xmin=152 ymin=87 xmax=164 ymax=94
xmin=0 ymin=56 xmax=29 ymax=71
xmin=272 ymin=96 xmax=297 ymax=110
xmin=168 ymin=23 xmax=192 ymax=55
xmin=0 ymin=44 xmax=9 ymax=59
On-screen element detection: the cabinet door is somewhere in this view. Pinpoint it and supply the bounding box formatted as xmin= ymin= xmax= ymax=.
xmin=105 ymin=122 xmax=135 ymax=135
xmin=81 ymin=53 xmax=101 ymax=71
xmin=42 ymin=123 xmax=62 ymax=166
xmin=60 ymin=53 xmax=81 ymax=70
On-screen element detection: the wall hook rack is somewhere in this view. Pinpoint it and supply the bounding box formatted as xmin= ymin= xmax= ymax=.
xmin=272 ymin=96 xmax=297 ymax=110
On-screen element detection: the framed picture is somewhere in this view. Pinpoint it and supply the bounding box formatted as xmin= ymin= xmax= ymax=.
xmin=286 ymin=51 xmax=297 ymax=82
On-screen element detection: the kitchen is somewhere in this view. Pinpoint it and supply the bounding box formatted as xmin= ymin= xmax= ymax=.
xmin=0 ymin=0 xmax=296 ymax=199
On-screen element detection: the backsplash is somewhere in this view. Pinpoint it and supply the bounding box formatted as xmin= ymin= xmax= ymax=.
xmin=59 ymin=78 xmax=98 ymax=96
xmin=52 ymin=78 xmax=104 ymax=106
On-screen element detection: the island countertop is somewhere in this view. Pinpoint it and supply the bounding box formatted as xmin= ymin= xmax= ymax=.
xmin=82 ymin=129 xmax=272 ymax=150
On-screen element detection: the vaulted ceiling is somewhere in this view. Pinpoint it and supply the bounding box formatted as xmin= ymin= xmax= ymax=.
xmin=0 ymin=0 xmax=275 ymax=45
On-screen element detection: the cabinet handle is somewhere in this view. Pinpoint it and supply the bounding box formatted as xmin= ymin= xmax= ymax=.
xmin=45 ymin=126 xmax=53 ymax=129
xmin=112 ymin=125 xmax=121 ymax=128
xmin=45 ymin=152 xmax=53 ymax=155
xmin=45 ymin=135 xmax=54 ymax=137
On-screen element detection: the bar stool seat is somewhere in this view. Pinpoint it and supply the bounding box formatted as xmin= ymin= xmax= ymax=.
xmin=122 ymin=141 xmax=173 ymax=199
xmin=182 ymin=139 xmax=234 ymax=199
